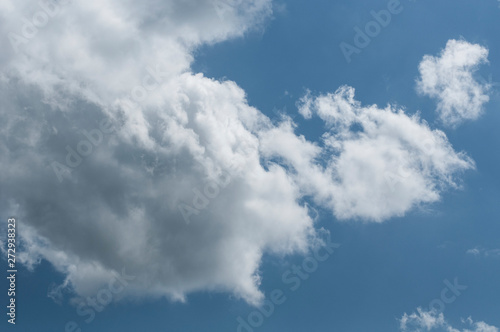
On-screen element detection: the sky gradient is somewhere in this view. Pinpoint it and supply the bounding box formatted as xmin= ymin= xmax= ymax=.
xmin=1 ymin=0 xmax=499 ymax=331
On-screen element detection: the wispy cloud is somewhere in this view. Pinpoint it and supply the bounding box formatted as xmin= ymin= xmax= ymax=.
xmin=466 ymin=247 xmax=500 ymax=258
xmin=400 ymin=308 xmax=498 ymax=332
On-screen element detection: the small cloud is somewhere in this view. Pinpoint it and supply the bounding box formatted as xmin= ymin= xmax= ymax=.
xmin=272 ymin=1 xmax=287 ymax=15
xmin=466 ymin=247 xmax=500 ymax=258
xmin=47 ymin=281 xmax=69 ymax=305
xmin=484 ymin=248 xmax=500 ymax=258
xmin=437 ymin=241 xmax=454 ymax=249
xmin=417 ymin=39 xmax=491 ymax=127
xmin=399 ymin=308 xmax=498 ymax=332
xmin=466 ymin=247 xmax=481 ymax=256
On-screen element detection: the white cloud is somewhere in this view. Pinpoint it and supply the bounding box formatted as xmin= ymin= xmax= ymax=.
xmin=466 ymin=247 xmax=500 ymax=258
xmin=467 ymin=248 xmax=482 ymax=256
xmin=293 ymin=86 xmax=474 ymax=221
xmin=400 ymin=308 xmax=498 ymax=332
xmin=0 ymin=1 xmax=477 ymax=306
xmin=416 ymin=39 xmax=490 ymax=127
xmin=0 ymin=0 xmax=302 ymax=306
xmin=400 ymin=308 xmax=447 ymax=331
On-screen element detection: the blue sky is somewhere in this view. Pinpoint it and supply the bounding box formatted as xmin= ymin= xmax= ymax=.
xmin=1 ymin=0 xmax=499 ymax=331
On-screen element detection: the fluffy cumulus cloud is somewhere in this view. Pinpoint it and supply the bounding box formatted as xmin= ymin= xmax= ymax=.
xmin=400 ymin=308 xmax=499 ymax=332
xmin=417 ymin=39 xmax=491 ymax=127
xmin=0 ymin=0 xmax=476 ymax=305
xmin=293 ymin=86 xmax=474 ymax=221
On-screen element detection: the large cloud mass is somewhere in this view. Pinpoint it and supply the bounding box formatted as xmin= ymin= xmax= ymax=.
xmin=0 ymin=0 xmax=475 ymax=304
